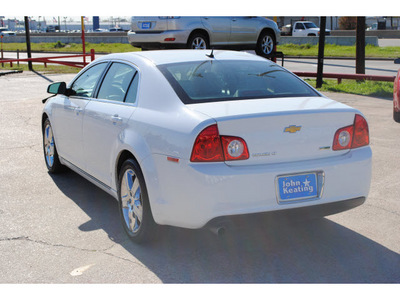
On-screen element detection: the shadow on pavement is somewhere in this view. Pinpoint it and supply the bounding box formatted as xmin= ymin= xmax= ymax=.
xmin=32 ymin=70 xmax=55 ymax=83
xmin=50 ymin=170 xmax=400 ymax=283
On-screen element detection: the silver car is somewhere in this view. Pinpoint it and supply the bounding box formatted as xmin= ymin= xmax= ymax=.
xmin=127 ymin=16 xmax=280 ymax=56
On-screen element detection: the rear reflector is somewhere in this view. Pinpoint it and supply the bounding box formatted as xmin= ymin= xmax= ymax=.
xmin=164 ymin=38 xmax=176 ymax=41
xmin=167 ymin=157 xmax=179 ymax=163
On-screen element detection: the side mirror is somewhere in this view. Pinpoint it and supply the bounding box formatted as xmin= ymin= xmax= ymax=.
xmin=47 ymin=82 xmax=67 ymax=95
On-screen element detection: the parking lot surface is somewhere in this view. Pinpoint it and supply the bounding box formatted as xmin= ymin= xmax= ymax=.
xmin=0 ymin=71 xmax=399 ymax=283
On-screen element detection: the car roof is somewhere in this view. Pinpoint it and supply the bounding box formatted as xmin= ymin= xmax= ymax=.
xmin=98 ymin=50 xmax=269 ymax=66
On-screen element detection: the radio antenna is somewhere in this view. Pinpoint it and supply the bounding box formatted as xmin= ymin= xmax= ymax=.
xmin=206 ymin=49 xmax=215 ymax=58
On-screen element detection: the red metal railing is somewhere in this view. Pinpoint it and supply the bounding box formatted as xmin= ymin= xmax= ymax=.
xmin=294 ymin=71 xmax=396 ymax=84
xmin=0 ymin=49 xmax=95 ymax=68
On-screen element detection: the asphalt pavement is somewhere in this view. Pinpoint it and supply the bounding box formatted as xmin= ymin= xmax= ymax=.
xmin=0 ymin=70 xmax=399 ymax=286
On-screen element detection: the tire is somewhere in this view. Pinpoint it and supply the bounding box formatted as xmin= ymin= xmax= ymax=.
xmin=42 ymin=118 xmax=64 ymax=173
xmin=118 ymin=158 xmax=157 ymax=243
xmin=187 ymin=32 xmax=209 ymax=50
xmin=394 ymin=110 xmax=400 ymax=123
xmin=255 ymin=31 xmax=275 ymax=56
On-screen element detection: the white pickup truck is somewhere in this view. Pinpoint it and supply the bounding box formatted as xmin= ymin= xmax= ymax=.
xmin=292 ymin=21 xmax=330 ymax=37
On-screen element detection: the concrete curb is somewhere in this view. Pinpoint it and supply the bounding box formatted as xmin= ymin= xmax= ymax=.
xmin=0 ymin=70 xmax=23 ymax=76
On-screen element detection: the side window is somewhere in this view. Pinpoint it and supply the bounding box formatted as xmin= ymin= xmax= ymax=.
xmin=71 ymin=63 xmax=107 ymax=97
xmin=125 ymin=73 xmax=139 ymax=104
xmin=295 ymin=23 xmax=305 ymax=30
xmin=97 ymin=62 xmax=136 ymax=102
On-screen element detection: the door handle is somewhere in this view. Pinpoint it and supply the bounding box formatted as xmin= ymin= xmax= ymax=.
xmin=75 ymin=107 xmax=83 ymax=115
xmin=111 ymin=115 xmax=122 ymax=125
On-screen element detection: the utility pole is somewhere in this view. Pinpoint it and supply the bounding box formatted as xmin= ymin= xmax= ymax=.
xmin=24 ymin=16 xmax=33 ymax=71
xmin=356 ymin=17 xmax=366 ymax=74
xmin=316 ymin=17 xmax=326 ymax=88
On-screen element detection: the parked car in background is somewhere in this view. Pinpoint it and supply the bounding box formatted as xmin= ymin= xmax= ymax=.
xmin=291 ymin=21 xmax=331 ymax=37
xmin=394 ymin=69 xmax=400 ymax=122
xmin=127 ymin=16 xmax=280 ymax=56
xmin=42 ymin=50 xmax=371 ymax=243
xmin=0 ymin=27 xmax=16 ymax=36
xmin=110 ymin=27 xmax=125 ymax=32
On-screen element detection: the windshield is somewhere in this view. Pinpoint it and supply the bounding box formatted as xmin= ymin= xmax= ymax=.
xmin=304 ymin=22 xmax=318 ymax=29
xmin=158 ymin=60 xmax=319 ymax=104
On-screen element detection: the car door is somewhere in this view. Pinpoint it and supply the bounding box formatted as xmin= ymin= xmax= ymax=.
xmin=51 ymin=62 xmax=108 ymax=168
xmin=229 ymin=17 xmax=259 ymax=45
xmin=83 ymin=61 xmax=139 ymax=187
xmin=293 ymin=22 xmax=306 ymax=36
xmin=200 ymin=17 xmax=231 ymax=46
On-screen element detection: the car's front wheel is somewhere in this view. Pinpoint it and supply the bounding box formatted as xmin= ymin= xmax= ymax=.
xmin=118 ymin=158 xmax=157 ymax=243
xmin=255 ymin=31 xmax=275 ymax=56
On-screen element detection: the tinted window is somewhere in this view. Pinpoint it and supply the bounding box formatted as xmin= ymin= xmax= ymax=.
xmin=304 ymin=22 xmax=318 ymax=29
xmin=158 ymin=60 xmax=319 ymax=104
xmin=71 ymin=63 xmax=107 ymax=97
xmin=97 ymin=63 xmax=137 ymax=102
xmin=125 ymin=73 xmax=139 ymax=104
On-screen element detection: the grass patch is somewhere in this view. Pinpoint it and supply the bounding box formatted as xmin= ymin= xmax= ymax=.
xmin=1 ymin=42 xmax=140 ymax=53
xmin=2 ymin=42 xmax=399 ymax=58
xmin=0 ymin=64 xmax=80 ymax=74
xmin=305 ymin=78 xmax=394 ymax=98
xmin=278 ymin=44 xmax=400 ymax=58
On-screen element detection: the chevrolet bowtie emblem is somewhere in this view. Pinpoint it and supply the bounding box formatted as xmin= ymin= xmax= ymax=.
xmin=284 ymin=125 xmax=302 ymax=133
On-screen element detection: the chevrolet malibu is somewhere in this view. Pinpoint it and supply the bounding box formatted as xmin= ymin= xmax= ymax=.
xmin=42 ymin=50 xmax=372 ymax=243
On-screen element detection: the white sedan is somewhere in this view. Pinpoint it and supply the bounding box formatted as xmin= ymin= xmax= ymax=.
xmin=42 ymin=50 xmax=372 ymax=243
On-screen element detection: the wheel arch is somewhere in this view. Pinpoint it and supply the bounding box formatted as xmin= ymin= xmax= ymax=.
xmin=187 ymin=29 xmax=210 ymax=45
xmin=258 ymin=27 xmax=276 ymax=44
xmin=41 ymin=113 xmax=49 ymax=132
xmin=115 ymin=150 xmax=140 ymax=191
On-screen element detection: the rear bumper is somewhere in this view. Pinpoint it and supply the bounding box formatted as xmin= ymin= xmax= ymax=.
xmin=127 ymin=30 xmax=189 ymax=49
xmin=143 ymin=146 xmax=372 ymax=229
xmin=206 ymin=196 xmax=365 ymax=228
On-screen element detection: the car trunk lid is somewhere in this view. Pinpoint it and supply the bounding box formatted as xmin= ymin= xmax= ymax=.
xmin=187 ymin=97 xmax=359 ymax=165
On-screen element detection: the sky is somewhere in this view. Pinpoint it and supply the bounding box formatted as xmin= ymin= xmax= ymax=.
xmin=2 ymin=0 xmax=396 ymax=17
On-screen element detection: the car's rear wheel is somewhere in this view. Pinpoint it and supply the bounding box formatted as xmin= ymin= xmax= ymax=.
xmin=255 ymin=31 xmax=275 ymax=56
xmin=43 ymin=118 xmax=64 ymax=173
xmin=187 ymin=33 xmax=209 ymax=50
xmin=118 ymin=158 xmax=157 ymax=243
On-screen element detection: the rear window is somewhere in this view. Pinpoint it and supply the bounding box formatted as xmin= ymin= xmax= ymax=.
xmin=158 ymin=59 xmax=319 ymax=104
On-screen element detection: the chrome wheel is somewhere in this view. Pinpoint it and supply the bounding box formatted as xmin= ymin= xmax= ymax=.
xmin=44 ymin=123 xmax=55 ymax=168
xmin=120 ymin=168 xmax=143 ymax=234
xmin=261 ymin=35 xmax=274 ymax=55
xmin=190 ymin=37 xmax=207 ymax=49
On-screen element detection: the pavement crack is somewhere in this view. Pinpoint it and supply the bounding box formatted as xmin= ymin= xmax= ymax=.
xmin=0 ymin=236 xmax=106 ymax=252
xmin=0 ymin=236 xmax=146 ymax=268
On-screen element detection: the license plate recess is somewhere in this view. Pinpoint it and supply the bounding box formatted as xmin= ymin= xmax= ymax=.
xmin=277 ymin=172 xmax=319 ymax=203
xmin=141 ymin=22 xmax=151 ymax=29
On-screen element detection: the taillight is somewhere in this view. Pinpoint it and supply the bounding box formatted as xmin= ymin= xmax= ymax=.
xmin=333 ymin=114 xmax=369 ymax=151
xmin=352 ymin=114 xmax=369 ymax=148
xmin=190 ymin=125 xmax=249 ymax=162
xmin=190 ymin=125 xmax=224 ymax=162
xmin=221 ymin=136 xmax=249 ymax=161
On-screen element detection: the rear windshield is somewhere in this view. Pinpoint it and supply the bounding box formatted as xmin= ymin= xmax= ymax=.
xmin=158 ymin=59 xmax=319 ymax=104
